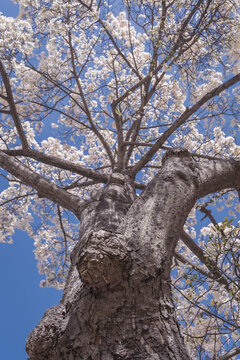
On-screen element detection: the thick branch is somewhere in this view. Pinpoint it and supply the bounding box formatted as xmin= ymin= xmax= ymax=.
xmin=195 ymin=156 xmax=240 ymax=196
xmin=0 ymin=151 xmax=84 ymax=218
xmin=4 ymin=148 xmax=109 ymax=183
xmin=3 ymin=148 xmax=145 ymax=190
xmin=119 ymin=149 xmax=240 ymax=281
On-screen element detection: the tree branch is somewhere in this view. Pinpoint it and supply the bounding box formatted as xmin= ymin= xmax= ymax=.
xmin=174 ymin=251 xmax=214 ymax=279
xmin=198 ymin=205 xmax=225 ymax=237
xmin=195 ymin=156 xmax=240 ymax=197
xmin=0 ymin=109 xmax=11 ymax=114
xmin=67 ymin=32 xmax=115 ymax=167
xmin=131 ymin=74 xmax=240 ymax=176
xmin=173 ymin=284 xmax=238 ymax=329
xmin=77 ymin=0 xmax=142 ymax=80
xmin=0 ymin=60 xmax=29 ymax=149
xmin=218 ymin=346 xmax=240 ymax=360
xmin=180 ymin=230 xmax=229 ymax=289
xmin=3 ymin=148 xmax=145 ymax=190
xmin=4 ymin=148 xmax=109 ymax=183
xmin=0 ymin=151 xmax=84 ymax=218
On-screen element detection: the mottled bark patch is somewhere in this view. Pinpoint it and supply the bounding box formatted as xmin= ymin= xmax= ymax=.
xmin=77 ymin=230 xmax=131 ymax=288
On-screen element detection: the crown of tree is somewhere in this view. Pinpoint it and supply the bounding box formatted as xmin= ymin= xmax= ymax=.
xmin=1 ymin=1 xmax=240 ymax=358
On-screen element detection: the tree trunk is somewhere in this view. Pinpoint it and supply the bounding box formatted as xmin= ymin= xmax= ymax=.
xmin=26 ymin=148 xmax=221 ymax=359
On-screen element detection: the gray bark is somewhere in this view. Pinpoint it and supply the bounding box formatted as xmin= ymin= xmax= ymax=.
xmin=25 ymin=149 xmax=240 ymax=359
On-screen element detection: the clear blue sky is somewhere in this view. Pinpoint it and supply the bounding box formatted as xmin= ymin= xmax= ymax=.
xmin=0 ymin=2 xmax=62 ymax=360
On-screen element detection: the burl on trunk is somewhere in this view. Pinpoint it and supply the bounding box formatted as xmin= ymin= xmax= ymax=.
xmin=27 ymin=148 xmax=236 ymax=359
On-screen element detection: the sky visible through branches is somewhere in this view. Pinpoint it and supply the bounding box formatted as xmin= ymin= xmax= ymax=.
xmin=0 ymin=0 xmax=240 ymax=359
xmin=0 ymin=3 xmax=62 ymax=360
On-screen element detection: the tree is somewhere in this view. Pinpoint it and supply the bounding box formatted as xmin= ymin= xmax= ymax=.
xmin=0 ymin=0 xmax=240 ymax=358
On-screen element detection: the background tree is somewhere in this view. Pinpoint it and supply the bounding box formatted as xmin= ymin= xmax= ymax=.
xmin=1 ymin=0 xmax=240 ymax=358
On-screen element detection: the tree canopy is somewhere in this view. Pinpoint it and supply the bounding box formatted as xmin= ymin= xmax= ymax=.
xmin=1 ymin=0 xmax=240 ymax=358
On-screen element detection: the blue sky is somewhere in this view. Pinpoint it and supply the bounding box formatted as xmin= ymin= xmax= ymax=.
xmin=0 ymin=2 xmax=62 ymax=359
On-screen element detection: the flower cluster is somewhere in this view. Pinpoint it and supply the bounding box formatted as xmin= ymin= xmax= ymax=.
xmin=0 ymin=0 xmax=240 ymax=356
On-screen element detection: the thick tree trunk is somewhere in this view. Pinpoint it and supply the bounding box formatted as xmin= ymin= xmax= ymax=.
xmin=28 ymin=148 xmax=234 ymax=359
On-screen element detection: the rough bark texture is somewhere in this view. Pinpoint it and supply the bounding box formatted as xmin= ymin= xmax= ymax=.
xmin=25 ymin=149 xmax=240 ymax=360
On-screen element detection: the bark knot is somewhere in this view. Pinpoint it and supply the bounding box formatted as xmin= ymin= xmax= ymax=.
xmin=77 ymin=230 xmax=131 ymax=288
xmin=26 ymin=304 xmax=68 ymax=359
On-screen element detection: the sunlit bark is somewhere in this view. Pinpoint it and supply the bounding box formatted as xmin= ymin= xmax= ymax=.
xmin=25 ymin=149 xmax=240 ymax=359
